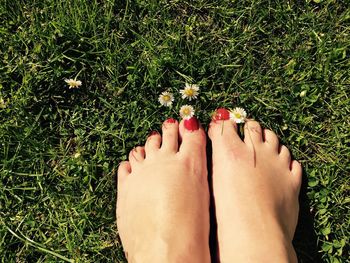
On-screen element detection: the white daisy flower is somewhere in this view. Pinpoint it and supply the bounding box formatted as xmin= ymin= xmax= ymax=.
xmin=179 ymin=105 xmax=195 ymax=119
xmin=65 ymin=78 xmax=82 ymax=89
xmin=0 ymin=98 xmax=6 ymax=109
xmin=230 ymin=107 xmax=247 ymax=123
xmin=180 ymin=83 xmax=199 ymax=101
xmin=158 ymin=91 xmax=174 ymax=107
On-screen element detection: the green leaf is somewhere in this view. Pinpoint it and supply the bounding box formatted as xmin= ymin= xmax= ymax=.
xmin=308 ymin=178 xmax=319 ymax=187
xmin=321 ymin=227 xmax=331 ymax=236
xmin=321 ymin=242 xmax=333 ymax=252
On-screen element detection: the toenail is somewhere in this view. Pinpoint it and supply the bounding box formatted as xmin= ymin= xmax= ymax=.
xmin=148 ymin=131 xmax=159 ymax=137
xmin=184 ymin=116 xmax=199 ymax=131
xmin=213 ymin=108 xmax=230 ymax=121
xmin=165 ymin=118 xmax=176 ymax=124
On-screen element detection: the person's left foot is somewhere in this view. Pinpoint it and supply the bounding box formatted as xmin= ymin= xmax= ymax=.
xmin=116 ymin=117 xmax=211 ymax=263
xmin=208 ymin=115 xmax=302 ymax=263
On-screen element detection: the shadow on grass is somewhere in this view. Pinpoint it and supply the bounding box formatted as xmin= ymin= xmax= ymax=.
xmin=293 ymin=168 xmax=323 ymax=263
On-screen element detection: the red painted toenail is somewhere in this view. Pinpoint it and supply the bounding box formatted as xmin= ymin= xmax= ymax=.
xmin=184 ymin=117 xmax=199 ymax=131
xmin=148 ymin=131 xmax=158 ymax=137
xmin=213 ymin=108 xmax=230 ymax=121
xmin=166 ymin=118 xmax=176 ymax=123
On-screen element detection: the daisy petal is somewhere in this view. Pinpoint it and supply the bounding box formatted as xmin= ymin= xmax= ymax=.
xmin=65 ymin=78 xmax=82 ymax=89
xmin=158 ymin=91 xmax=174 ymax=107
xmin=230 ymin=107 xmax=247 ymax=123
xmin=179 ymin=83 xmax=200 ymax=101
xmin=179 ymin=105 xmax=195 ymax=119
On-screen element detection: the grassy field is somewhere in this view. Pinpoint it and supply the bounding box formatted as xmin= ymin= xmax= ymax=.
xmin=0 ymin=0 xmax=349 ymax=262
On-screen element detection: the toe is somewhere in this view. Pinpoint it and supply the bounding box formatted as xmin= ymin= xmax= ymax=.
xmin=161 ymin=118 xmax=179 ymax=153
xmin=128 ymin=146 xmax=145 ymax=166
xmin=134 ymin=146 xmax=145 ymax=161
xmin=145 ymin=131 xmax=161 ymax=155
xmin=178 ymin=117 xmax=207 ymax=155
xmin=128 ymin=148 xmax=138 ymax=167
xmin=279 ymin=145 xmax=292 ymax=165
xmin=208 ymin=120 xmax=242 ymax=145
xmin=290 ymin=160 xmax=302 ymax=184
xmin=263 ymin=129 xmax=279 ymax=151
xmin=244 ymin=120 xmax=263 ymax=146
xmin=208 ymin=108 xmax=243 ymax=148
xmin=117 ymin=161 xmax=131 ymax=184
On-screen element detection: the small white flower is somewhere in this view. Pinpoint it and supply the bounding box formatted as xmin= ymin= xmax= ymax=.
xmin=158 ymin=91 xmax=174 ymax=107
xmin=299 ymin=90 xmax=307 ymax=97
xmin=230 ymin=107 xmax=247 ymax=123
xmin=180 ymin=83 xmax=199 ymax=101
xmin=65 ymin=78 xmax=82 ymax=89
xmin=179 ymin=105 xmax=195 ymax=119
xmin=0 ymin=98 xmax=6 ymax=109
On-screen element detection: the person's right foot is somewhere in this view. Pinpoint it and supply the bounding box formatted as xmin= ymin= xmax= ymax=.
xmin=208 ymin=111 xmax=302 ymax=263
xmin=117 ymin=117 xmax=211 ymax=263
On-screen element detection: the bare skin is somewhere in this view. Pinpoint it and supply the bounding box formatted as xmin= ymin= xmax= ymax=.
xmin=208 ymin=119 xmax=302 ymax=263
xmin=117 ymin=115 xmax=302 ymax=262
xmin=116 ymin=118 xmax=211 ymax=263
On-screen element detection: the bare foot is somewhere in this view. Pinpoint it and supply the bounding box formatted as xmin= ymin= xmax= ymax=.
xmin=208 ymin=111 xmax=302 ymax=263
xmin=116 ymin=117 xmax=211 ymax=263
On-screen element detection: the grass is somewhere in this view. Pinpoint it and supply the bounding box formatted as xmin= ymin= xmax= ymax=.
xmin=0 ymin=0 xmax=349 ymax=262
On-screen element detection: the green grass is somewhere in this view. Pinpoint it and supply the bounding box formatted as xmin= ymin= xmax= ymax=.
xmin=0 ymin=0 xmax=349 ymax=262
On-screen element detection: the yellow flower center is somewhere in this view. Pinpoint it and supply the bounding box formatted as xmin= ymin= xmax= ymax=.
xmin=69 ymin=81 xmax=78 ymax=86
xmin=183 ymin=108 xmax=191 ymax=115
xmin=234 ymin=112 xmax=241 ymax=118
xmin=185 ymin=89 xmax=194 ymax=96
xmin=163 ymin=95 xmax=170 ymax=101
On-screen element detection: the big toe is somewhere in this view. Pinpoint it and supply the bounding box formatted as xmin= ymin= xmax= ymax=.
xmin=208 ymin=108 xmax=244 ymax=149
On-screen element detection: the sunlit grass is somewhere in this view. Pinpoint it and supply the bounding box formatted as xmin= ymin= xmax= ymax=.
xmin=0 ymin=0 xmax=349 ymax=262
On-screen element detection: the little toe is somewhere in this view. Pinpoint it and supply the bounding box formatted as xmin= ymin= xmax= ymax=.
xmin=161 ymin=118 xmax=179 ymax=153
xmin=178 ymin=117 xmax=207 ymax=155
xmin=244 ymin=120 xmax=263 ymax=146
xmin=290 ymin=160 xmax=302 ymax=189
xmin=117 ymin=161 xmax=131 ymax=184
xmin=263 ymin=129 xmax=279 ymax=151
xmin=145 ymin=131 xmax=161 ymax=155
